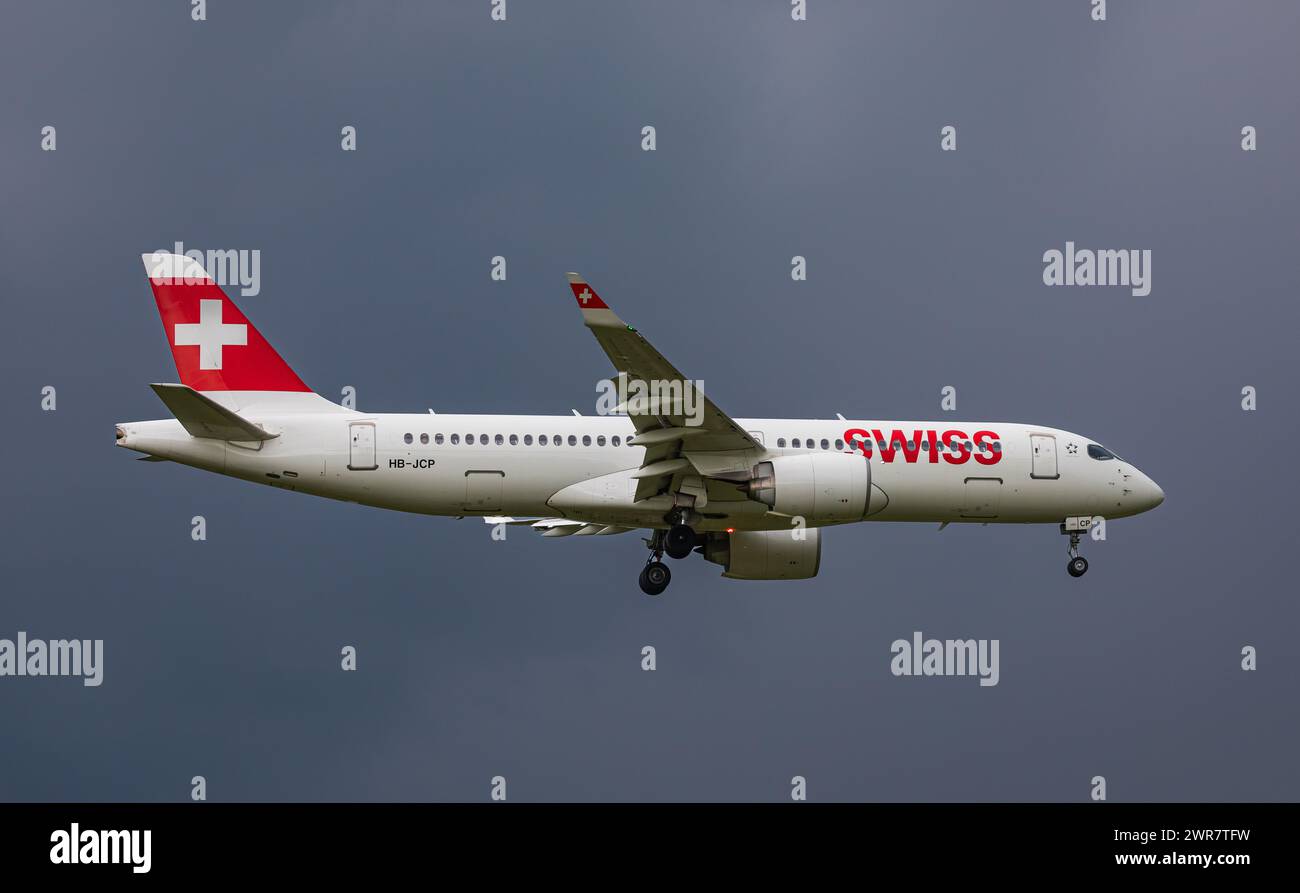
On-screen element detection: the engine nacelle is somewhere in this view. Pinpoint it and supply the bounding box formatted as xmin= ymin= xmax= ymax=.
xmin=703 ymin=529 xmax=822 ymax=580
xmin=747 ymin=452 xmax=871 ymax=522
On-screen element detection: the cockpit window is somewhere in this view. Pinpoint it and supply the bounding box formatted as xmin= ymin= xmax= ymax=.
xmin=1087 ymin=443 xmax=1117 ymax=460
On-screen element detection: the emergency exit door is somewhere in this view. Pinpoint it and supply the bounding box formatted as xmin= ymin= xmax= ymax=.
xmin=1029 ymin=434 xmax=1058 ymax=480
xmin=349 ymin=422 xmax=377 ymax=470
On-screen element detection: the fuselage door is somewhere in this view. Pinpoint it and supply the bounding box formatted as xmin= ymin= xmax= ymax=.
xmin=464 ymin=470 xmax=505 ymax=512
xmin=1029 ymin=433 xmax=1059 ymax=480
xmin=348 ymin=422 xmax=377 ymax=470
xmin=960 ymin=477 xmax=1002 ymax=518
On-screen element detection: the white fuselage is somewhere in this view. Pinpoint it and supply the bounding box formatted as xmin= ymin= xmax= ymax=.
xmin=116 ymin=402 xmax=1165 ymax=531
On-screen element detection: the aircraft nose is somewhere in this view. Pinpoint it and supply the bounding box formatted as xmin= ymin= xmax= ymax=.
xmin=1141 ymin=474 xmax=1164 ymax=511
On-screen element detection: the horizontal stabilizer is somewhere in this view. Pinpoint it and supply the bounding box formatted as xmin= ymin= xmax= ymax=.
xmin=150 ymin=383 xmax=278 ymax=441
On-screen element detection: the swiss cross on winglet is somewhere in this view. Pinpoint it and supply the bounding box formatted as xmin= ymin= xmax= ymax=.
xmin=565 ymin=273 xmax=609 ymax=309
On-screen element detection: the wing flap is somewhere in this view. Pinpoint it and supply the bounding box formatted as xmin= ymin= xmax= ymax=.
xmin=481 ymin=517 xmax=635 ymax=537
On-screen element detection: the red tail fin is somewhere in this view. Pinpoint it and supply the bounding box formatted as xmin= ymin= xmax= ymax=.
xmin=142 ymin=252 xmax=310 ymax=392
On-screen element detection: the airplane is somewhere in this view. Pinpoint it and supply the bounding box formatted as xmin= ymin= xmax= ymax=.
xmin=116 ymin=252 xmax=1164 ymax=595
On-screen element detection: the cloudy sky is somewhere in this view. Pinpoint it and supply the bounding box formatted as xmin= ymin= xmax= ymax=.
xmin=1 ymin=0 xmax=1297 ymax=801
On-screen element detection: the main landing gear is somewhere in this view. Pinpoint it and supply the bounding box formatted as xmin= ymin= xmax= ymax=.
xmin=664 ymin=523 xmax=696 ymax=560
xmin=637 ymin=523 xmax=698 ymax=595
xmin=638 ymin=559 xmax=671 ymax=596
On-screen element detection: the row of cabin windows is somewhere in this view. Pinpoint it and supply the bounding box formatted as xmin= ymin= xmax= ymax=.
xmin=775 ymin=436 xmax=1003 ymax=453
xmin=402 ymin=432 xmax=635 ymax=448
xmin=396 ymin=431 xmax=1003 ymax=453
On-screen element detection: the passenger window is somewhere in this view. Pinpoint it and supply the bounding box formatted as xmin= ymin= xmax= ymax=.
xmin=495 ymin=434 xmax=504 ymax=445
xmin=466 ymin=433 xmax=473 ymax=443
xmin=777 ymin=438 xmax=787 ymax=448
xmin=403 ymin=433 xmax=413 ymax=444
xmin=554 ymin=435 xmax=562 ymax=446
xmin=434 ymin=433 xmax=444 ymax=445
xmin=597 ymin=435 xmax=606 ymax=446
xmin=905 ymin=441 xmax=915 ymax=451
xmin=479 ymin=434 xmax=487 ymax=445
xmin=835 ymin=439 xmax=844 ymax=450
xmin=792 ymin=438 xmax=801 ymax=448
xmin=612 ymin=435 xmax=621 ymax=446
xmin=820 ymin=439 xmax=829 ymax=450
xmin=451 ymin=434 xmax=460 ymax=445
xmin=568 ymin=435 xmax=577 ymax=446
xmin=539 ymin=435 xmax=548 ymax=446
xmin=420 ymin=433 xmax=429 ymax=445
xmin=524 ymin=434 xmax=533 ymax=445
xmin=509 ymin=434 xmax=518 ymax=445
xmin=993 ymin=442 xmax=1002 ymax=453
xmin=582 ymin=435 xmax=591 ymax=446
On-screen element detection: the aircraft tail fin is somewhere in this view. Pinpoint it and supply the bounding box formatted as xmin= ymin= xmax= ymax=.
xmin=142 ymin=252 xmax=311 ymax=394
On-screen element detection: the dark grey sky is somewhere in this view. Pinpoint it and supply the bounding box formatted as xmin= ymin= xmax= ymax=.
xmin=1 ymin=0 xmax=1297 ymax=801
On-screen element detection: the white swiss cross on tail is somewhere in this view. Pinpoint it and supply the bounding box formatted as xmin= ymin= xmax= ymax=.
xmin=142 ymin=252 xmax=311 ymax=393
xmin=173 ymin=299 xmax=247 ymax=370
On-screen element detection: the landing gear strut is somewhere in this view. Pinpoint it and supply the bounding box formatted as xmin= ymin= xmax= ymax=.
xmin=638 ymin=517 xmax=699 ymax=595
xmin=1065 ymin=531 xmax=1089 ymax=578
xmin=638 ymin=530 xmax=672 ymax=596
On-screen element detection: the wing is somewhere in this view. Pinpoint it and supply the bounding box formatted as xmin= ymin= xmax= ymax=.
xmin=566 ymin=273 xmax=761 ymax=502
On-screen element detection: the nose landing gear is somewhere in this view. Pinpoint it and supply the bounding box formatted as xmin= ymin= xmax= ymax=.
xmin=1061 ymin=520 xmax=1090 ymax=577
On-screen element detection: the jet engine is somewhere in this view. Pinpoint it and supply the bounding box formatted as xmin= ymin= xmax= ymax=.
xmin=745 ymin=453 xmax=871 ymax=522
xmin=702 ymin=529 xmax=822 ymax=580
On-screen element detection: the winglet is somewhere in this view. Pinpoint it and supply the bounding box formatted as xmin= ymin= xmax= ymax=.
xmin=566 ymin=272 xmax=632 ymax=331
xmin=565 ymin=272 xmax=609 ymax=309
